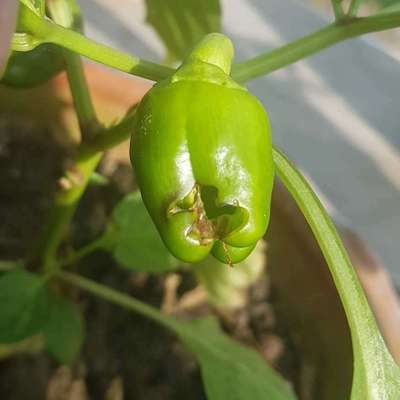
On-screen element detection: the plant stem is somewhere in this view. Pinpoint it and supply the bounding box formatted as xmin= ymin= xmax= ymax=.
xmin=36 ymin=106 xmax=137 ymax=272
xmin=37 ymin=153 xmax=102 ymax=273
xmin=58 ymin=270 xmax=174 ymax=329
xmin=17 ymin=2 xmax=400 ymax=84
xmin=331 ymin=0 xmax=345 ymax=20
xmin=60 ymin=234 xmax=110 ymax=267
xmin=47 ymin=0 xmax=97 ymax=140
xmin=78 ymin=109 xmax=137 ymax=159
xmin=41 ymin=111 xmax=135 ymax=270
xmin=231 ymin=11 xmax=400 ymax=82
xmin=18 ymin=3 xmax=174 ymax=82
xmin=37 ymin=0 xmax=101 ymax=273
xmin=63 ymin=51 xmax=98 ymax=137
xmin=348 ymin=0 xmax=363 ymax=17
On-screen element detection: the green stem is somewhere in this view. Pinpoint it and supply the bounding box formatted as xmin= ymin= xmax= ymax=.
xmin=63 ymin=50 xmax=98 ymax=137
xmin=37 ymin=108 xmax=137 ymax=272
xmin=39 ymin=110 xmax=136 ymax=270
xmin=231 ymin=11 xmax=400 ymax=82
xmin=18 ymin=3 xmax=174 ymax=82
xmin=35 ymin=101 xmax=138 ymax=271
xmin=60 ymin=234 xmax=110 ymax=267
xmin=348 ymin=0 xmax=363 ymax=17
xmin=38 ymin=153 xmax=102 ymax=273
xmin=79 ymin=109 xmax=137 ymax=159
xmin=331 ymin=0 xmax=345 ymax=20
xmin=35 ymin=0 xmax=102 ymax=273
xmin=47 ymin=0 xmax=97 ymax=139
xmin=17 ymin=2 xmax=400 ymax=85
xmin=58 ymin=270 xmax=174 ymax=329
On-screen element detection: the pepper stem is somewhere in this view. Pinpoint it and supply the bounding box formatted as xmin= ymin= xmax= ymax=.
xmin=186 ymin=33 xmax=234 ymax=75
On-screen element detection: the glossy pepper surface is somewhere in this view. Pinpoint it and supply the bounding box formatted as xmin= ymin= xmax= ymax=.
xmin=130 ymin=33 xmax=274 ymax=264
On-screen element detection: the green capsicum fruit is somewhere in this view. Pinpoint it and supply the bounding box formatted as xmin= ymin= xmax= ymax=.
xmin=130 ymin=33 xmax=274 ymax=265
xmin=1 ymin=44 xmax=65 ymax=89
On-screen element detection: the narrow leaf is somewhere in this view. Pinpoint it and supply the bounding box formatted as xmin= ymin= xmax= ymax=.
xmin=107 ymin=191 xmax=180 ymax=272
xmin=44 ymin=295 xmax=84 ymax=364
xmin=0 ymin=270 xmax=50 ymax=343
xmin=144 ymin=0 xmax=221 ymax=61
xmin=272 ymin=146 xmax=400 ymax=399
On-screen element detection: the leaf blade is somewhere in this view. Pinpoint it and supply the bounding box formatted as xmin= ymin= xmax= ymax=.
xmin=44 ymin=295 xmax=84 ymax=364
xmin=272 ymin=146 xmax=400 ymax=399
xmin=0 ymin=270 xmax=49 ymax=343
xmin=173 ymin=317 xmax=296 ymax=400
xmin=108 ymin=191 xmax=180 ymax=272
xmin=144 ymin=0 xmax=221 ymax=61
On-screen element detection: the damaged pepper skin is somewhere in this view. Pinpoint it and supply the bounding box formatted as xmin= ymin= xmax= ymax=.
xmin=130 ymin=33 xmax=274 ymax=264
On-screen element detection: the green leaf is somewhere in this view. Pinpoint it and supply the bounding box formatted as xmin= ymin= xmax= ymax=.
xmin=108 ymin=191 xmax=180 ymax=272
xmin=376 ymin=0 xmax=400 ymax=14
xmin=144 ymin=0 xmax=221 ymax=62
xmin=0 ymin=270 xmax=50 ymax=343
xmin=272 ymin=146 xmax=400 ymax=399
xmin=44 ymin=295 xmax=84 ymax=364
xmin=172 ymin=317 xmax=296 ymax=400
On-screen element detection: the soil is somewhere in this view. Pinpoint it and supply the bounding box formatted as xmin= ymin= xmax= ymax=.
xmin=0 ymin=118 xmax=287 ymax=400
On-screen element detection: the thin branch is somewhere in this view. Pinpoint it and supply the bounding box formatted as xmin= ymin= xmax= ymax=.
xmin=331 ymin=0 xmax=345 ymax=21
xmin=18 ymin=3 xmax=174 ymax=82
xmin=232 ymin=11 xmax=400 ymax=83
xmin=58 ymin=270 xmax=174 ymax=329
xmin=48 ymin=0 xmax=97 ymax=139
xmin=35 ymin=0 xmax=101 ymax=272
xmin=348 ymin=0 xmax=363 ymax=17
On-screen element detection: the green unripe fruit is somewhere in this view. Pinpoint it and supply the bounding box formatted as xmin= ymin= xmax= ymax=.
xmin=130 ymin=33 xmax=274 ymax=264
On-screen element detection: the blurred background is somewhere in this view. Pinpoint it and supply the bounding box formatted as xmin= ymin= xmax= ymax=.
xmin=77 ymin=0 xmax=400 ymax=284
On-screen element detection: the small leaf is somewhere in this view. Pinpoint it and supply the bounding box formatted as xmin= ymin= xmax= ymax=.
xmin=0 ymin=270 xmax=50 ymax=343
xmin=144 ymin=0 xmax=221 ymax=62
xmin=44 ymin=295 xmax=84 ymax=364
xmin=108 ymin=191 xmax=180 ymax=272
xmin=172 ymin=317 xmax=296 ymax=400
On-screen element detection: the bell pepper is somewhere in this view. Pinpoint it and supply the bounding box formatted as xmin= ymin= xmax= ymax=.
xmin=130 ymin=33 xmax=274 ymax=264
